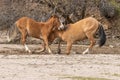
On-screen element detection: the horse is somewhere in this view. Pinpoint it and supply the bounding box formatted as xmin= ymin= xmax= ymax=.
xmin=7 ymin=15 xmax=64 ymax=54
xmin=51 ymin=17 xmax=106 ymax=55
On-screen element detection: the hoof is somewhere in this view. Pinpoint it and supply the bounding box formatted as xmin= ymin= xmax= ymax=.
xmin=82 ymin=48 xmax=89 ymax=55
xmin=82 ymin=51 xmax=87 ymax=55
xmin=26 ymin=50 xmax=32 ymax=54
xmin=49 ymin=51 xmax=53 ymax=54
xmin=66 ymin=53 xmax=70 ymax=55
xmin=57 ymin=49 xmax=61 ymax=54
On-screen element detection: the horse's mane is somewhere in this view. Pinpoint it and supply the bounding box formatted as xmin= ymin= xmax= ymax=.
xmin=46 ymin=15 xmax=58 ymax=22
xmin=62 ymin=24 xmax=70 ymax=31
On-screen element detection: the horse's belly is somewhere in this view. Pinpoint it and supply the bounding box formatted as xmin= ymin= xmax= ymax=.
xmin=28 ymin=31 xmax=41 ymax=39
xmin=73 ymin=33 xmax=86 ymax=41
xmin=26 ymin=27 xmax=41 ymax=39
xmin=62 ymin=31 xmax=86 ymax=42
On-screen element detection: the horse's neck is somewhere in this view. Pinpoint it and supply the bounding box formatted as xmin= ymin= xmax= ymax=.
xmin=57 ymin=24 xmax=70 ymax=38
xmin=45 ymin=19 xmax=53 ymax=30
xmin=37 ymin=22 xmax=43 ymax=29
xmin=46 ymin=19 xmax=53 ymax=25
xmin=55 ymin=30 xmax=64 ymax=38
xmin=38 ymin=21 xmax=52 ymax=31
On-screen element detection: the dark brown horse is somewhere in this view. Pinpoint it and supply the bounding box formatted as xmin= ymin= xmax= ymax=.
xmin=7 ymin=15 xmax=64 ymax=54
xmin=51 ymin=17 xmax=106 ymax=55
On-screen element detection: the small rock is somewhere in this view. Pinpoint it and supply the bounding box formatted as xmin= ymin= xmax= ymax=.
xmin=109 ymin=45 xmax=114 ymax=48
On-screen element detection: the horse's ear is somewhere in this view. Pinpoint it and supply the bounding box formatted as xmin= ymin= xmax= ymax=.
xmin=52 ymin=14 xmax=55 ymax=17
xmin=50 ymin=14 xmax=54 ymax=18
xmin=51 ymin=14 xmax=58 ymax=18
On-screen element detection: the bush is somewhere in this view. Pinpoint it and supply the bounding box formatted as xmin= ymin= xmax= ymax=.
xmin=99 ymin=0 xmax=117 ymax=19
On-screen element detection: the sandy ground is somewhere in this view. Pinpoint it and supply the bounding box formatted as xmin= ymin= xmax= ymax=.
xmin=0 ymin=31 xmax=120 ymax=80
xmin=0 ymin=44 xmax=120 ymax=80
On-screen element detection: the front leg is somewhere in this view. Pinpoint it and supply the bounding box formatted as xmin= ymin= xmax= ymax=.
xmin=57 ymin=39 xmax=61 ymax=54
xmin=66 ymin=42 xmax=72 ymax=55
xmin=43 ymin=36 xmax=53 ymax=54
xmin=39 ymin=41 xmax=46 ymax=52
xmin=21 ymin=30 xmax=31 ymax=53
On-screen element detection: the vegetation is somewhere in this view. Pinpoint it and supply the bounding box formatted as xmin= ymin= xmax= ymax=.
xmin=113 ymin=73 xmax=120 ymax=77
xmin=62 ymin=76 xmax=109 ymax=80
xmin=0 ymin=0 xmax=120 ymax=37
xmin=110 ymin=0 xmax=120 ymax=16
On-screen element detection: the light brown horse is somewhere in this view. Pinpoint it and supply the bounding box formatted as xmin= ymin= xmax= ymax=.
xmin=51 ymin=17 xmax=106 ymax=55
xmin=7 ymin=15 xmax=64 ymax=54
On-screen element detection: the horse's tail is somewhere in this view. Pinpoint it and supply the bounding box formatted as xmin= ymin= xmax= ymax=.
xmin=98 ymin=24 xmax=106 ymax=47
xmin=7 ymin=22 xmax=19 ymax=42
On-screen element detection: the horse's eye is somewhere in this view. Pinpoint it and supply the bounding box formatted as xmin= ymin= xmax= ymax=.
xmin=62 ymin=22 xmax=65 ymax=25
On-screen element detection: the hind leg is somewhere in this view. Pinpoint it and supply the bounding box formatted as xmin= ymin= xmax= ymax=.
xmin=20 ymin=30 xmax=31 ymax=53
xmin=83 ymin=33 xmax=96 ymax=54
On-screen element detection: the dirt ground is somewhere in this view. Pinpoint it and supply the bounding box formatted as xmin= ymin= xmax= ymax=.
xmin=0 ymin=31 xmax=120 ymax=80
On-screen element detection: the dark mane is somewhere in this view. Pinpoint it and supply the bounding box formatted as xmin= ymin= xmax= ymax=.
xmin=63 ymin=24 xmax=70 ymax=31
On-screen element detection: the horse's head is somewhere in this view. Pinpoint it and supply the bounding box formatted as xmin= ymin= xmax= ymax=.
xmin=50 ymin=15 xmax=65 ymax=31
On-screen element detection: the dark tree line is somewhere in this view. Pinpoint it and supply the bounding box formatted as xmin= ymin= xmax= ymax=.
xmin=0 ymin=0 xmax=119 ymax=30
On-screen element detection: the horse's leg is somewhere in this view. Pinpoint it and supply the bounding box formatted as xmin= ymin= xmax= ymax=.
xmin=66 ymin=41 xmax=72 ymax=55
xmin=43 ymin=36 xmax=52 ymax=54
xmin=57 ymin=39 xmax=61 ymax=54
xmin=35 ymin=41 xmax=46 ymax=53
xmin=39 ymin=41 xmax=46 ymax=52
xmin=21 ymin=30 xmax=31 ymax=53
xmin=83 ymin=33 xmax=96 ymax=54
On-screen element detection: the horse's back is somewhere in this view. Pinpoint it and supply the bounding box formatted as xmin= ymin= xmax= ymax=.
xmin=61 ymin=24 xmax=86 ymax=41
xmin=62 ymin=17 xmax=99 ymax=41
xmin=16 ymin=17 xmax=29 ymax=23
xmin=73 ymin=17 xmax=99 ymax=32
